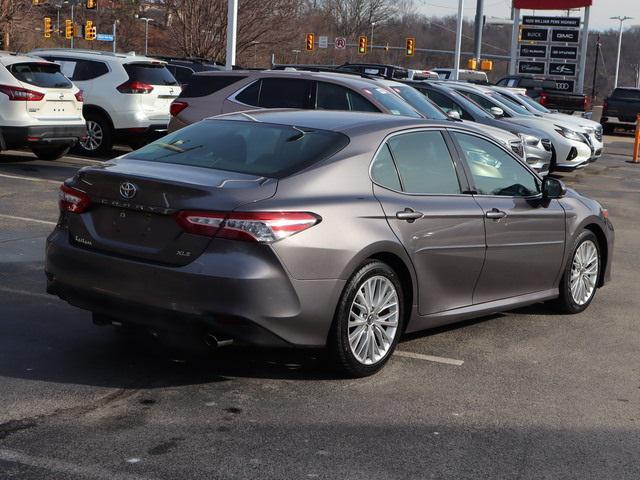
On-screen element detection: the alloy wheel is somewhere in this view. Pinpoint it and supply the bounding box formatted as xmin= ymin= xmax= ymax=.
xmin=570 ymin=239 xmax=599 ymax=306
xmin=348 ymin=275 xmax=399 ymax=365
xmin=80 ymin=120 xmax=103 ymax=151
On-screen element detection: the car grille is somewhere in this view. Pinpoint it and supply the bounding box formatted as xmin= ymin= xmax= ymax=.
xmin=541 ymin=139 xmax=552 ymax=151
xmin=510 ymin=140 xmax=524 ymax=158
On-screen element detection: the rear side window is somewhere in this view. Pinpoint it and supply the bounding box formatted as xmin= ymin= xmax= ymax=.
xmin=259 ymin=78 xmax=312 ymax=109
xmin=8 ymin=62 xmax=72 ymax=89
xmin=371 ymin=144 xmax=401 ymax=190
xmin=180 ymin=74 xmax=246 ymax=98
xmin=387 ymin=131 xmax=461 ymax=194
xmin=125 ymin=119 xmax=349 ymax=179
xmin=124 ymin=63 xmax=178 ymax=86
xmin=316 ymin=81 xmax=378 ymax=112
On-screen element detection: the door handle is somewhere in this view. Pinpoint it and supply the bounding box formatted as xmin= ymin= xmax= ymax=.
xmin=396 ymin=208 xmax=423 ymax=222
xmin=485 ymin=208 xmax=507 ymax=220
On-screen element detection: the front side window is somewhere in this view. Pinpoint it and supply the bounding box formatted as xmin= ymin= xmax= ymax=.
xmin=8 ymin=62 xmax=72 ymax=88
xmin=387 ymin=131 xmax=461 ymax=194
xmin=390 ymin=85 xmax=447 ymax=120
xmin=452 ymin=132 xmax=539 ymax=197
xmin=421 ymin=89 xmax=471 ymax=120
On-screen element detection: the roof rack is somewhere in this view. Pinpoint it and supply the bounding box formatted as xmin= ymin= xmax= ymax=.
xmin=270 ymin=64 xmax=381 ymax=81
xmin=30 ymin=48 xmax=149 ymax=59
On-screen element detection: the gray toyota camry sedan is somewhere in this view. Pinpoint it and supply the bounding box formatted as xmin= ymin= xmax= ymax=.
xmin=46 ymin=110 xmax=614 ymax=377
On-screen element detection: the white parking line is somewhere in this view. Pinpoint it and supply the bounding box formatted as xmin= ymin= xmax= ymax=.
xmin=0 ymin=448 xmax=154 ymax=480
xmin=0 ymin=172 xmax=60 ymax=185
xmin=0 ymin=214 xmax=56 ymax=225
xmin=394 ymin=350 xmax=464 ymax=366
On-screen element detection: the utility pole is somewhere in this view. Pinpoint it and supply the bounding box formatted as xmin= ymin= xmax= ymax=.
xmin=453 ymin=0 xmax=464 ymax=80
xmin=473 ymin=0 xmax=484 ymax=68
xmin=113 ymin=21 xmax=117 ymax=53
xmin=225 ymin=0 xmax=238 ymax=70
xmin=70 ymin=3 xmax=74 ymax=49
xmin=611 ymin=16 xmax=632 ymax=88
xmin=591 ymin=34 xmax=601 ymax=102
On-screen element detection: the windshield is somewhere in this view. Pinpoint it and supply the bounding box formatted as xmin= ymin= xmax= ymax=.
xmin=389 ymin=85 xmax=447 ymax=120
xmin=125 ymin=119 xmax=349 ymax=178
xmin=8 ymin=62 xmax=72 ymax=89
xmin=515 ymin=92 xmax=551 ymax=113
xmin=489 ymin=92 xmax=533 ymax=116
xmin=361 ymin=87 xmax=421 ymax=117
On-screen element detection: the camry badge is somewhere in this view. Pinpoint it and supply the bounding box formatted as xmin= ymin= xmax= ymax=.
xmin=119 ymin=182 xmax=138 ymax=199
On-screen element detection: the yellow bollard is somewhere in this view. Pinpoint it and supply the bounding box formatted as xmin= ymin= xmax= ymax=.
xmin=634 ymin=113 xmax=640 ymax=163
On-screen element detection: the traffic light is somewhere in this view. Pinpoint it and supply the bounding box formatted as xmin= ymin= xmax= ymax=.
xmin=43 ymin=17 xmax=53 ymax=38
xmin=85 ymin=20 xmax=96 ymax=40
xmin=406 ymin=38 xmax=415 ymax=56
xmin=358 ymin=36 xmax=367 ymax=55
xmin=86 ymin=0 xmax=97 ymax=9
xmin=305 ymin=33 xmax=314 ymax=51
xmin=65 ymin=19 xmax=73 ymax=39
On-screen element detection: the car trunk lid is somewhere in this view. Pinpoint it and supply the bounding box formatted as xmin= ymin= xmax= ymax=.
xmin=67 ymin=159 xmax=277 ymax=266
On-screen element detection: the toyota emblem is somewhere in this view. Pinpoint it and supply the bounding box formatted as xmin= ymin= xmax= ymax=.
xmin=119 ymin=182 xmax=138 ymax=199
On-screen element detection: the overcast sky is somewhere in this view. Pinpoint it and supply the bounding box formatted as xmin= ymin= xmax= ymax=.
xmin=415 ymin=0 xmax=640 ymax=31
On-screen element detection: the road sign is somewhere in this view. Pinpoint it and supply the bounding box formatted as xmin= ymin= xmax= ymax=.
xmin=550 ymin=46 xmax=578 ymax=60
xmin=96 ymin=33 xmax=114 ymax=42
xmin=318 ymin=36 xmax=328 ymax=49
xmin=548 ymin=62 xmax=577 ymax=76
xmin=522 ymin=16 xmax=580 ymax=27
xmin=335 ymin=37 xmax=346 ymax=50
xmin=519 ymin=44 xmax=547 ymax=58
xmin=520 ymin=28 xmax=548 ymax=42
xmin=518 ymin=61 xmax=546 ymax=75
xmin=551 ymin=29 xmax=579 ymax=43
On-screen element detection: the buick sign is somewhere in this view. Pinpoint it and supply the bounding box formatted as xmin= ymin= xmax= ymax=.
xmin=521 ymin=28 xmax=548 ymax=42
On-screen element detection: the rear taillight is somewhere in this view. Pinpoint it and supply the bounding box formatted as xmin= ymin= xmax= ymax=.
xmin=538 ymin=92 xmax=548 ymax=106
xmin=116 ymin=80 xmax=154 ymax=94
xmin=170 ymin=100 xmax=189 ymax=117
xmin=176 ymin=211 xmax=320 ymax=243
xmin=603 ymin=99 xmax=608 ymax=111
xmin=0 ymin=85 xmax=45 ymax=101
xmin=584 ymin=95 xmax=591 ymax=111
xmin=74 ymin=90 xmax=84 ymax=102
xmin=59 ymin=184 xmax=91 ymax=213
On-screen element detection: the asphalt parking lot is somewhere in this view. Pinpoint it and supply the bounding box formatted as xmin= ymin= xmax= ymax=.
xmin=1 ymin=138 xmax=639 ymax=479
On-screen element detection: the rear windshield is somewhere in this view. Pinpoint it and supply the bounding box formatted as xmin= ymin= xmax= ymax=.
xmin=180 ymin=74 xmax=246 ymax=97
xmin=125 ymin=119 xmax=350 ymax=178
xmin=361 ymin=87 xmax=421 ymax=117
xmin=389 ymin=85 xmax=447 ymax=120
xmin=8 ymin=62 xmax=72 ymax=89
xmin=124 ymin=63 xmax=178 ymax=86
xmin=612 ymin=88 xmax=640 ymax=100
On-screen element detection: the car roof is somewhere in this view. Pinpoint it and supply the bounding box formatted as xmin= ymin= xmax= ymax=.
xmin=209 ymin=109 xmax=446 ymax=135
xmin=193 ymin=69 xmax=383 ymax=90
xmin=30 ymin=49 xmax=166 ymax=65
xmin=0 ymin=51 xmax=55 ymax=66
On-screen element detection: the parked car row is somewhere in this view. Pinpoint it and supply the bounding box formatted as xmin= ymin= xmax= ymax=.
xmin=1 ymin=49 xmax=181 ymax=160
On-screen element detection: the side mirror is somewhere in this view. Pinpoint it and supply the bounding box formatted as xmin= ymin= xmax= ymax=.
xmin=542 ymin=177 xmax=566 ymax=199
xmin=489 ymin=106 xmax=504 ymax=118
xmin=447 ymin=110 xmax=461 ymax=120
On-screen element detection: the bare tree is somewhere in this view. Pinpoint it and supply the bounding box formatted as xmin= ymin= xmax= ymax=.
xmin=320 ymin=0 xmax=398 ymax=38
xmin=0 ymin=0 xmax=31 ymax=50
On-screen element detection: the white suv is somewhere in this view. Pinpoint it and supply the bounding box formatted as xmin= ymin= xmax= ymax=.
xmin=31 ymin=49 xmax=180 ymax=157
xmin=0 ymin=52 xmax=85 ymax=160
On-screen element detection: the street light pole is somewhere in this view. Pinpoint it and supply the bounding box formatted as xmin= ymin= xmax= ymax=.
xmin=225 ymin=0 xmax=238 ymax=70
xmin=452 ymin=0 xmax=464 ymax=80
xmin=137 ymin=17 xmax=153 ymax=56
xmin=611 ymin=16 xmax=632 ymax=89
xmin=371 ymin=22 xmax=375 ymax=54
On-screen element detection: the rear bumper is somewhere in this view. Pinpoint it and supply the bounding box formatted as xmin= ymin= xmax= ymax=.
xmin=114 ymin=124 xmax=168 ymax=144
xmin=0 ymin=124 xmax=87 ymax=149
xmin=45 ymin=227 xmax=343 ymax=347
xmin=601 ymin=116 xmax=636 ymax=127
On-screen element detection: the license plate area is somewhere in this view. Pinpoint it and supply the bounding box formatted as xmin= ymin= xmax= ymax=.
xmin=91 ymin=207 xmax=180 ymax=249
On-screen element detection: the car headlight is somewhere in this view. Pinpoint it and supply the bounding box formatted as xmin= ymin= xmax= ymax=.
xmin=518 ymin=133 xmax=541 ymax=147
xmin=555 ymin=125 xmax=583 ymax=141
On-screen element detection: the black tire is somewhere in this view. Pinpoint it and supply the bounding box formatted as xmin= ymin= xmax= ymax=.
xmin=601 ymin=122 xmax=614 ymax=136
xmin=552 ymin=230 xmax=601 ymax=314
xmin=128 ymin=139 xmax=148 ymax=151
xmin=328 ymin=260 xmax=404 ymax=378
xmin=73 ymin=111 xmax=113 ymax=157
xmin=31 ymin=145 xmax=70 ymax=161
